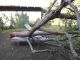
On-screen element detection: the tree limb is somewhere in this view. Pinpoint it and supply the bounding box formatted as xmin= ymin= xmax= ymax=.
xmin=68 ymin=1 xmax=80 ymax=33
xmin=65 ymin=32 xmax=80 ymax=60
xmin=27 ymin=1 xmax=65 ymax=36
xmin=50 ymin=13 xmax=76 ymax=19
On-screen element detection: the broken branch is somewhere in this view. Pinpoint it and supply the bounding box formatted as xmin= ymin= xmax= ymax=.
xmin=65 ymin=32 xmax=80 ymax=60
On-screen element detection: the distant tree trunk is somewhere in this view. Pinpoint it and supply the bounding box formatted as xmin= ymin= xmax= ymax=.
xmin=0 ymin=17 xmax=4 ymax=30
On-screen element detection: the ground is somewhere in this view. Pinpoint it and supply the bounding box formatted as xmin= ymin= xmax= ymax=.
xmin=0 ymin=30 xmax=33 ymax=60
xmin=0 ymin=30 xmax=56 ymax=60
xmin=0 ymin=29 xmax=70 ymax=60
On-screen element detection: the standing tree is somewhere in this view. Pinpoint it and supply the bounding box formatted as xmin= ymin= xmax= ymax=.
xmin=15 ymin=12 xmax=29 ymax=28
xmin=0 ymin=17 xmax=4 ymax=31
xmin=9 ymin=13 xmax=16 ymax=29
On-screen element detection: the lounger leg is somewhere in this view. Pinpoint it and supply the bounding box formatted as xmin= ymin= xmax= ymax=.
xmin=26 ymin=38 xmax=36 ymax=53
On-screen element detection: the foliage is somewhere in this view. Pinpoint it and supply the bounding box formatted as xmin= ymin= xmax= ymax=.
xmin=2 ymin=13 xmax=9 ymax=26
xmin=59 ymin=19 xmax=77 ymax=32
xmin=58 ymin=9 xmax=77 ymax=32
xmin=29 ymin=18 xmax=41 ymax=27
xmin=0 ymin=12 xmax=30 ymax=31
xmin=9 ymin=13 xmax=16 ymax=29
xmin=15 ymin=12 xmax=29 ymax=28
xmin=44 ymin=20 xmax=54 ymax=27
xmin=0 ymin=17 xmax=4 ymax=31
xmin=74 ymin=0 xmax=80 ymax=10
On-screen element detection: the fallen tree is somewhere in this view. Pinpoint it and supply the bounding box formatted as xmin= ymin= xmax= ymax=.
xmin=26 ymin=0 xmax=80 ymax=60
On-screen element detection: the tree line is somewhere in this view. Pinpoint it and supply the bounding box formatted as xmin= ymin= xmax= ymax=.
xmin=0 ymin=12 xmax=29 ymax=31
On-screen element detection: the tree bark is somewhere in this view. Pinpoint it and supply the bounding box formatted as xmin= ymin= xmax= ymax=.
xmin=27 ymin=1 xmax=65 ymax=36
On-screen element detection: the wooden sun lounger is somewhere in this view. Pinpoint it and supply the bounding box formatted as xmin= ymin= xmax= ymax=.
xmin=10 ymin=31 xmax=28 ymax=38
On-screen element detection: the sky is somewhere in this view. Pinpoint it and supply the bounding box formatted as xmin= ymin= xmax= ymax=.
xmin=0 ymin=0 xmax=50 ymax=7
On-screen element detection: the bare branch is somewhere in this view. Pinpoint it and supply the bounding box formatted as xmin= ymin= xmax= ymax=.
xmin=65 ymin=32 xmax=80 ymax=60
xmin=27 ymin=1 xmax=65 ymax=36
xmin=50 ymin=13 xmax=76 ymax=19
xmin=68 ymin=2 xmax=80 ymax=33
